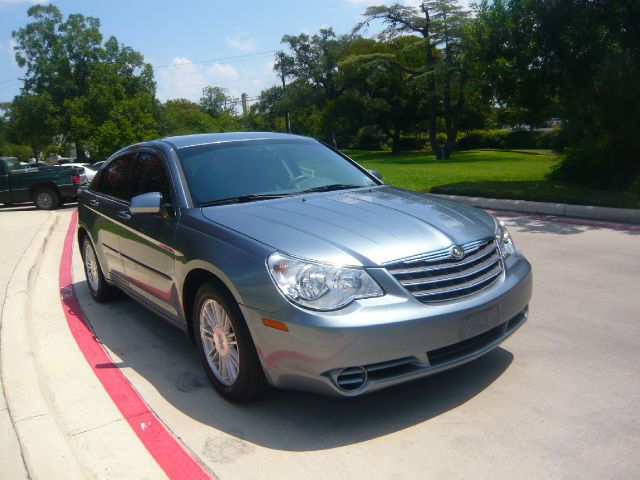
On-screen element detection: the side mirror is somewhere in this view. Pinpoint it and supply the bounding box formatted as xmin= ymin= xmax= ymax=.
xmin=130 ymin=192 xmax=162 ymax=215
xmin=367 ymin=169 xmax=383 ymax=182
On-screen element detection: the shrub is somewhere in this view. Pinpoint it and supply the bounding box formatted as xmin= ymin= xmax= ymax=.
xmin=0 ymin=144 xmax=33 ymax=162
xmin=457 ymin=128 xmax=563 ymax=151
xmin=550 ymin=141 xmax=640 ymax=190
xmin=351 ymin=126 xmax=387 ymax=150
xmin=393 ymin=135 xmax=428 ymax=151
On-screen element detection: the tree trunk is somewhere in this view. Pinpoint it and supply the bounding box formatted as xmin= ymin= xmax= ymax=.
xmin=391 ymin=129 xmax=401 ymax=154
xmin=428 ymin=105 xmax=443 ymax=159
xmin=74 ymin=142 xmax=87 ymax=162
xmin=421 ymin=7 xmax=443 ymax=160
xmin=441 ymin=16 xmax=455 ymax=160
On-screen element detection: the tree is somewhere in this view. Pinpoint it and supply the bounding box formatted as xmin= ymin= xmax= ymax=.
xmin=199 ymin=86 xmax=236 ymax=116
xmin=158 ymin=98 xmax=241 ymax=136
xmin=277 ymin=28 xmax=353 ymax=146
xmin=468 ymin=0 xmax=559 ymax=130
xmin=473 ymin=0 xmax=640 ymax=188
xmin=11 ymin=5 xmax=158 ymax=161
xmin=355 ymin=0 xmax=471 ymax=159
xmin=340 ymin=37 xmax=423 ymax=153
xmin=2 ymin=93 xmax=57 ymax=158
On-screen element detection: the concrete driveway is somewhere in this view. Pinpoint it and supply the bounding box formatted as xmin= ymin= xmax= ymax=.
xmin=3 ymin=206 xmax=640 ymax=479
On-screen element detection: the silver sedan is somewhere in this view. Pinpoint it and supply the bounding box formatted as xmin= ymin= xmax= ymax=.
xmin=77 ymin=132 xmax=532 ymax=401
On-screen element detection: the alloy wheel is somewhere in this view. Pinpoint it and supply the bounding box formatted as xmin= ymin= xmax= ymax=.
xmin=199 ymin=298 xmax=240 ymax=386
xmin=83 ymin=241 xmax=100 ymax=293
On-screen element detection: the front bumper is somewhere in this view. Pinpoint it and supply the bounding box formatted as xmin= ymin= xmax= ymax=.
xmin=241 ymin=254 xmax=532 ymax=396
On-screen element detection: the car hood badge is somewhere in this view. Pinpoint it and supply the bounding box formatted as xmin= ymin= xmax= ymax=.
xmin=451 ymin=245 xmax=465 ymax=259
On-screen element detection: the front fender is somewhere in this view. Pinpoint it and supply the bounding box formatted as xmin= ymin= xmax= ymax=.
xmin=174 ymin=212 xmax=286 ymax=314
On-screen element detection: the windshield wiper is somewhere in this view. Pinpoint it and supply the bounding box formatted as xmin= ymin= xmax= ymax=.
xmin=198 ymin=193 xmax=289 ymax=207
xmin=299 ymin=184 xmax=363 ymax=194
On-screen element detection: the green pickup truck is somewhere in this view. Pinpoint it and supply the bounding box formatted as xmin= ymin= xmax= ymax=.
xmin=0 ymin=156 xmax=87 ymax=210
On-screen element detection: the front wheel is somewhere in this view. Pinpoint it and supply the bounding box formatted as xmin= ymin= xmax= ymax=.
xmin=33 ymin=188 xmax=60 ymax=210
xmin=193 ymin=283 xmax=267 ymax=402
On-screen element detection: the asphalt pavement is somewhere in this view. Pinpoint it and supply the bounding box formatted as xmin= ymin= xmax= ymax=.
xmin=1 ymin=204 xmax=639 ymax=479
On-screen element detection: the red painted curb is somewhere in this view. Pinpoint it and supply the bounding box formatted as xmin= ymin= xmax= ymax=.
xmin=59 ymin=211 xmax=213 ymax=480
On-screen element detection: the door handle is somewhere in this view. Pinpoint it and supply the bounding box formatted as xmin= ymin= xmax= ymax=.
xmin=117 ymin=210 xmax=131 ymax=221
xmin=88 ymin=199 xmax=99 ymax=207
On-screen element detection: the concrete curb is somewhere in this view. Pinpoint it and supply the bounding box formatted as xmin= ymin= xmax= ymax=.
xmin=433 ymin=194 xmax=640 ymax=225
xmin=0 ymin=213 xmax=85 ymax=479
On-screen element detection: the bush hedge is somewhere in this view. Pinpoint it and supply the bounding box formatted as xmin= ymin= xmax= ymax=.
xmin=456 ymin=129 xmax=563 ymax=151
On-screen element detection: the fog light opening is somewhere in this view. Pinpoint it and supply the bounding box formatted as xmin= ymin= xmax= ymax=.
xmin=335 ymin=366 xmax=368 ymax=391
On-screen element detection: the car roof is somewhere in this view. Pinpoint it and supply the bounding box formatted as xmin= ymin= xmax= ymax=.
xmin=158 ymin=132 xmax=313 ymax=149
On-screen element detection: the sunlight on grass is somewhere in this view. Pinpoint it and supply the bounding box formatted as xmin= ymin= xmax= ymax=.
xmin=346 ymin=149 xmax=557 ymax=192
xmin=344 ymin=149 xmax=640 ymax=209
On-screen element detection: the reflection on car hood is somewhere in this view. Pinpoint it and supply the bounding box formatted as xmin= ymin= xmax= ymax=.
xmin=201 ymin=186 xmax=496 ymax=266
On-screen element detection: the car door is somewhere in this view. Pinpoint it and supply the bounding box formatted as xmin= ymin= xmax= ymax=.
xmin=118 ymin=150 xmax=180 ymax=323
xmin=88 ymin=153 xmax=136 ymax=285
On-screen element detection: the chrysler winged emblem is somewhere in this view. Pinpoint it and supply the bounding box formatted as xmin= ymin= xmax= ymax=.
xmin=451 ymin=245 xmax=465 ymax=259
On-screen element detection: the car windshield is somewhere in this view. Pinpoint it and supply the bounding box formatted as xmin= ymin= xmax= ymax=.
xmin=177 ymin=139 xmax=378 ymax=206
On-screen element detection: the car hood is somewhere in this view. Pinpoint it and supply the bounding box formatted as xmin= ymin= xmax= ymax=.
xmin=201 ymin=186 xmax=496 ymax=266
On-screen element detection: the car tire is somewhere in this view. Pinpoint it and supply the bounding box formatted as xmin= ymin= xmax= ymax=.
xmin=81 ymin=236 xmax=116 ymax=302
xmin=33 ymin=188 xmax=60 ymax=210
xmin=193 ymin=282 xmax=267 ymax=402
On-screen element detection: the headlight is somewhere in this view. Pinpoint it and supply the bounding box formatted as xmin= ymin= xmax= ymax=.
xmin=267 ymin=252 xmax=384 ymax=310
xmin=495 ymin=218 xmax=517 ymax=257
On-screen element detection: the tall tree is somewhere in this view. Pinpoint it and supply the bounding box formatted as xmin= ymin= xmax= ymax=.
xmin=355 ymin=0 xmax=470 ymax=159
xmin=277 ymin=28 xmax=353 ymax=146
xmin=340 ymin=37 xmax=423 ymax=153
xmin=11 ymin=5 xmax=158 ymax=161
xmin=199 ymin=86 xmax=236 ymax=116
xmin=473 ymin=0 xmax=640 ymax=188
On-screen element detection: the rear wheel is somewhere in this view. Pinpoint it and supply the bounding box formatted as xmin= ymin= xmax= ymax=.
xmin=193 ymin=282 xmax=267 ymax=402
xmin=33 ymin=188 xmax=59 ymax=210
xmin=82 ymin=236 xmax=116 ymax=302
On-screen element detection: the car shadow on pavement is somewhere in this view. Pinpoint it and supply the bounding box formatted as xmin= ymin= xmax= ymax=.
xmin=72 ymin=279 xmax=514 ymax=452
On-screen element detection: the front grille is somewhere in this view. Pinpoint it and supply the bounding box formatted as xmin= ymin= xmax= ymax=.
xmin=385 ymin=238 xmax=503 ymax=303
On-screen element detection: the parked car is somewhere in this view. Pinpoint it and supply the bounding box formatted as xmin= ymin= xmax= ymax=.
xmin=77 ymin=133 xmax=532 ymax=401
xmin=28 ymin=161 xmax=53 ymax=169
xmin=1 ymin=156 xmax=87 ymax=209
xmin=57 ymin=162 xmax=94 ymax=182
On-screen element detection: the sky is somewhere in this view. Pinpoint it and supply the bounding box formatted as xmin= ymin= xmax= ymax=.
xmin=0 ymin=0 xmax=471 ymax=105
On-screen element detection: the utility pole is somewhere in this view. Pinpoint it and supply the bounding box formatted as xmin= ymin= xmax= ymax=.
xmin=277 ymin=52 xmax=291 ymax=133
xmin=241 ymin=93 xmax=248 ymax=115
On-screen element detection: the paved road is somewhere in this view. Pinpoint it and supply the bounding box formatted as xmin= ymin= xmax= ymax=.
xmin=1 ymin=205 xmax=639 ymax=479
xmin=70 ymin=212 xmax=640 ymax=479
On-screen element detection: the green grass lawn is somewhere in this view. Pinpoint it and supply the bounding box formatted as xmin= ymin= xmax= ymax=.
xmin=345 ymin=149 xmax=640 ymax=209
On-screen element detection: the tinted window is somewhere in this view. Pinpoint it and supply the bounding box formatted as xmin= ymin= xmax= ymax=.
xmin=99 ymin=155 xmax=134 ymax=201
xmin=177 ymin=139 xmax=377 ymax=206
xmin=132 ymin=152 xmax=172 ymax=204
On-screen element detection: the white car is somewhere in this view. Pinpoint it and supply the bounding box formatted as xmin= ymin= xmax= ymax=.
xmin=57 ymin=162 xmax=95 ymax=182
